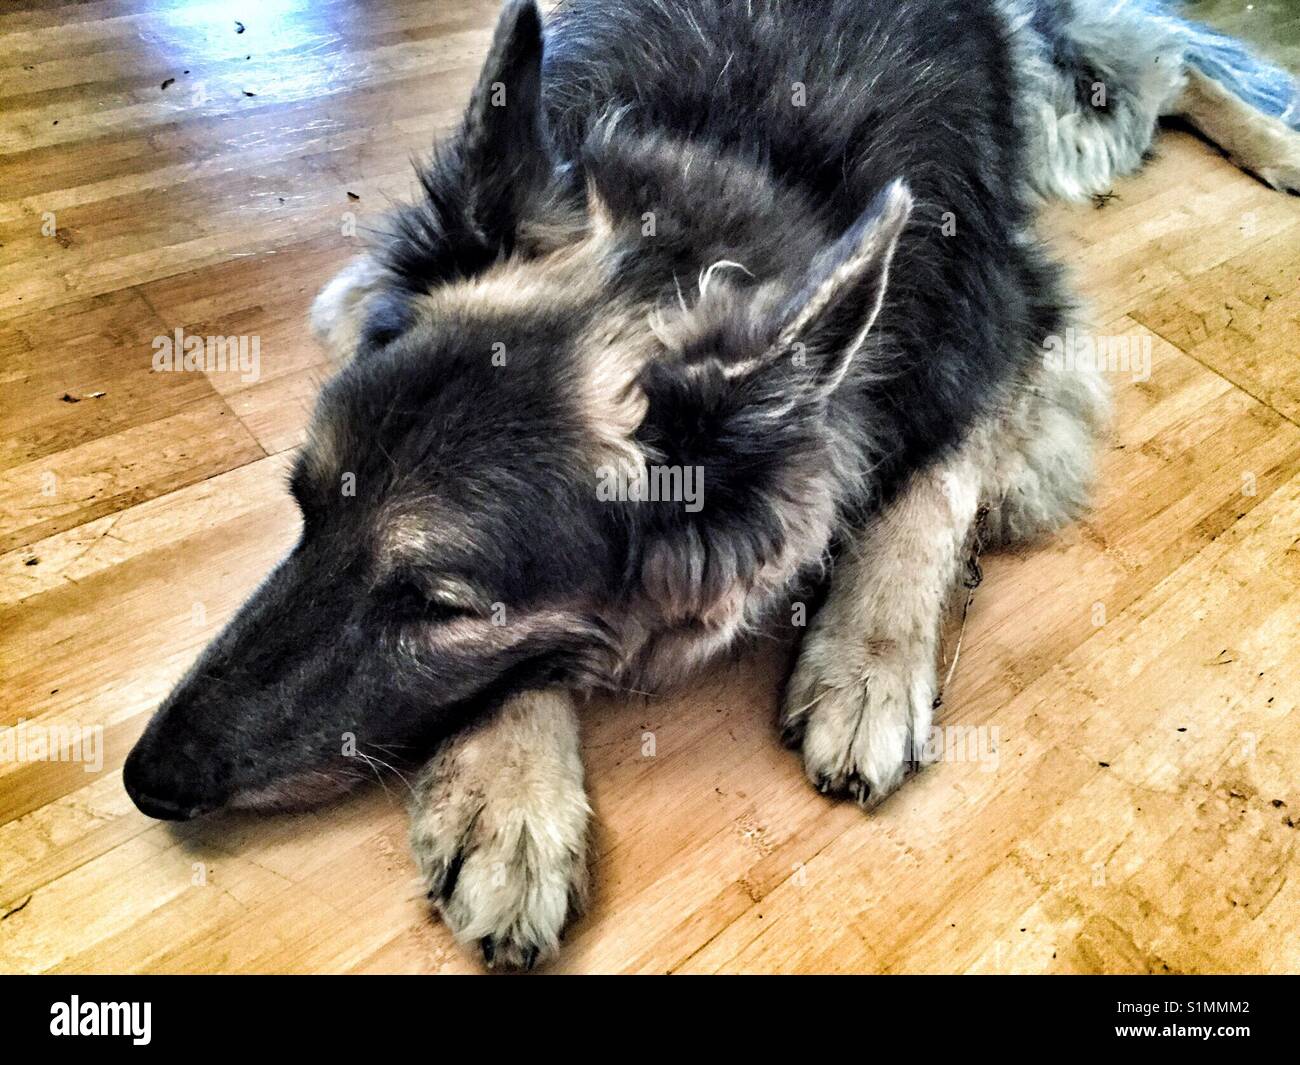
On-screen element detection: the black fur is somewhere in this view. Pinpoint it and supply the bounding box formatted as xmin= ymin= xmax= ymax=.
xmin=401 ymin=0 xmax=1068 ymax=501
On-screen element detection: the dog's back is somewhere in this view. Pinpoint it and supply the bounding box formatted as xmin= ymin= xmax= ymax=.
xmin=545 ymin=0 xmax=1024 ymax=226
xmin=541 ymin=0 xmax=1065 ymax=505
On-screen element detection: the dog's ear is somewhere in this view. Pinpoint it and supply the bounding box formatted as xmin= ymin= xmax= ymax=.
xmin=770 ymin=178 xmax=913 ymax=392
xmin=624 ymin=180 xmax=912 ymax=625
xmin=459 ymin=0 xmax=551 ymax=248
xmin=377 ymin=1 xmax=551 ymax=294
xmin=627 ymin=357 xmax=828 ymax=626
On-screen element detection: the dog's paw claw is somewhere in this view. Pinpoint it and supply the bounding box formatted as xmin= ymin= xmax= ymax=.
xmin=410 ymin=747 xmax=589 ymax=972
xmin=478 ymin=934 xmax=544 ymax=972
xmin=782 ymin=631 xmax=935 ymax=810
xmin=424 ymin=849 xmax=466 ymax=904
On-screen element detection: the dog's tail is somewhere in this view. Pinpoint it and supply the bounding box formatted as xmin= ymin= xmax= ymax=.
xmin=1132 ymin=0 xmax=1300 ymax=129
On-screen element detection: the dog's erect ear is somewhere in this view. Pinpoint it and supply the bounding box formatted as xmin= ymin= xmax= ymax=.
xmin=623 ymin=181 xmax=912 ymax=626
xmin=375 ymin=1 xmax=550 ymax=295
xmin=627 ymin=357 xmax=831 ymax=629
xmin=459 ymin=0 xmax=551 ymax=247
xmin=771 ymin=178 xmax=913 ymax=392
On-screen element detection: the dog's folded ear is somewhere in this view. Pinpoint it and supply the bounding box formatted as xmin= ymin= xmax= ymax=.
xmin=769 ymin=177 xmax=913 ymax=393
xmin=458 ymin=0 xmax=552 ymax=249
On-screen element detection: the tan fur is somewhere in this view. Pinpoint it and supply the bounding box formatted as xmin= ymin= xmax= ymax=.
xmin=782 ymin=353 xmax=1109 ymax=804
xmin=421 ymin=238 xmax=655 ymax=467
xmin=574 ymin=301 xmax=654 ymax=470
xmin=404 ymin=608 xmax=591 ymax=664
xmin=312 ymin=214 xmax=656 ymax=472
xmin=309 ymin=255 xmax=389 ymax=364
xmin=1174 ymin=68 xmax=1300 ymax=193
xmin=377 ymin=506 xmax=478 ymax=568
xmin=420 ymin=243 xmax=599 ymax=321
xmin=980 ymin=336 xmax=1111 ymax=546
xmin=555 ymin=189 xmax=656 ymax=471
xmin=409 ymin=688 xmax=589 ymax=969
xmin=782 ymin=442 xmax=983 ymax=804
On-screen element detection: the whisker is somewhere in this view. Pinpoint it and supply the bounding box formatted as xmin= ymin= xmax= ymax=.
xmin=355 ymin=747 xmax=419 ymax=801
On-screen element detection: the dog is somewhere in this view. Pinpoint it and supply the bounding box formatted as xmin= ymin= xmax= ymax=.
xmin=123 ymin=0 xmax=1300 ymax=969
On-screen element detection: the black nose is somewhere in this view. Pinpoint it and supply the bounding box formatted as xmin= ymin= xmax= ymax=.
xmin=123 ymin=742 xmax=210 ymax=821
xmin=128 ymin=788 xmax=196 ymax=821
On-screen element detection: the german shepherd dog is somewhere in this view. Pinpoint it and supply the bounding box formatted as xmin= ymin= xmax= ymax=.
xmin=124 ymin=0 xmax=1300 ymax=968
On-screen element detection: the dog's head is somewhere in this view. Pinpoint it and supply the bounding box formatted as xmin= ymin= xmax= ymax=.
xmin=124 ymin=0 xmax=911 ymax=820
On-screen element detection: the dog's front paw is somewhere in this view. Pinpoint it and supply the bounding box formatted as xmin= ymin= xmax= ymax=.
xmin=411 ymin=759 xmax=589 ymax=970
xmin=409 ymin=692 xmax=590 ymax=970
xmin=781 ymin=626 xmax=936 ymax=808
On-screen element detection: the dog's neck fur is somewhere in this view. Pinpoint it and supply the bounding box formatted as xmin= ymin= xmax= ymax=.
xmin=502 ymin=131 xmax=875 ymax=689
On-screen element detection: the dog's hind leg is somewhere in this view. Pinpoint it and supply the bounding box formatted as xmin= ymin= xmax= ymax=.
xmin=1007 ymin=0 xmax=1300 ymax=199
xmin=979 ymin=345 xmax=1110 ymax=549
xmin=1145 ymin=0 xmax=1300 ymax=193
xmin=1172 ymin=67 xmax=1300 ymax=194
xmin=1004 ymin=0 xmax=1188 ymax=200
xmin=410 ymin=688 xmax=590 ymax=970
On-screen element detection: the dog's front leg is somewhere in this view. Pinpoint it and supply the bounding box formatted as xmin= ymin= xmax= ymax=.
xmin=781 ymin=446 xmax=982 ymax=808
xmin=410 ymin=688 xmax=590 ymax=970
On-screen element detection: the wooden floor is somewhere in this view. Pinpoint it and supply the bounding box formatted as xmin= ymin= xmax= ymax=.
xmin=2 ymin=0 xmax=1298 ymax=975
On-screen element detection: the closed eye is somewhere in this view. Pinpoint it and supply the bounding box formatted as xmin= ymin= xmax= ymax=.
xmin=384 ymin=578 xmax=476 ymax=624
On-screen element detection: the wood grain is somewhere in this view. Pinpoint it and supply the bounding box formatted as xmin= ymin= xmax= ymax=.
xmin=1 ymin=0 xmax=1297 ymax=974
